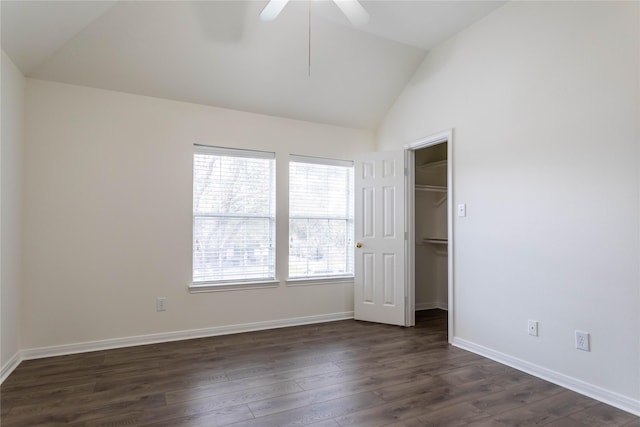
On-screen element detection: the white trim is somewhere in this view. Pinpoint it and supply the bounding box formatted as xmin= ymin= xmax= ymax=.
xmin=0 ymin=351 xmax=22 ymax=384
xmin=18 ymin=311 xmax=354 ymax=362
xmin=453 ymin=337 xmax=640 ymax=417
xmin=193 ymin=144 xmax=275 ymax=159
xmin=405 ymin=149 xmax=415 ymax=327
xmin=415 ymin=301 xmax=448 ymax=311
xmin=404 ymin=130 xmax=452 ymax=150
xmin=289 ymin=154 xmax=353 ymax=167
xmin=189 ymin=280 xmax=280 ymax=293
xmin=286 ymin=277 xmax=354 ymax=287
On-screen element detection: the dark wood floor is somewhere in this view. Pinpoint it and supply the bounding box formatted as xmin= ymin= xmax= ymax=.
xmin=1 ymin=310 xmax=638 ymax=427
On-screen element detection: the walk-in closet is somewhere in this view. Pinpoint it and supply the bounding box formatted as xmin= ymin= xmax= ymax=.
xmin=414 ymin=142 xmax=448 ymax=311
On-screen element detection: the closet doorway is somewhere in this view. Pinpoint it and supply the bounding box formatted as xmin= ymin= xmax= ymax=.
xmin=405 ymin=130 xmax=453 ymax=342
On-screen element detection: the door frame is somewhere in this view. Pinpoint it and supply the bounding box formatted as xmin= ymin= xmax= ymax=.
xmin=404 ymin=129 xmax=454 ymax=343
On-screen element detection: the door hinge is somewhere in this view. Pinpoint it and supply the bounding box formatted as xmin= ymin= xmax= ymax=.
xmin=404 ymin=167 xmax=408 ymax=177
xmin=404 ymin=231 xmax=408 ymax=240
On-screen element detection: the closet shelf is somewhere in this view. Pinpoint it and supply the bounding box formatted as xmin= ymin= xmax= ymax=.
xmin=418 ymin=159 xmax=447 ymax=171
xmin=416 ymin=185 xmax=447 ymax=207
xmin=415 ymin=184 xmax=446 ymax=193
xmin=422 ymin=238 xmax=448 ymax=245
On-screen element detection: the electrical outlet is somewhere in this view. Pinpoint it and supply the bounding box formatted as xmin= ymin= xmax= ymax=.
xmin=575 ymin=331 xmax=590 ymax=351
xmin=528 ymin=320 xmax=538 ymax=336
xmin=156 ymin=297 xmax=167 ymax=312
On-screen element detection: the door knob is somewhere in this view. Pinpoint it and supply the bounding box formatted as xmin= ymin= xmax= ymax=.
xmin=355 ymin=242 xmax=362 ymax=248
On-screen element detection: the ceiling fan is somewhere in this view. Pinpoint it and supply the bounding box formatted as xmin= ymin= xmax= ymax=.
xmin=260 ymin=0 xmax=370 ymax=26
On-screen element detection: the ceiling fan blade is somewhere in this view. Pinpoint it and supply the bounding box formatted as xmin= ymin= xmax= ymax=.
xmin=259 ymin=0 xmax=290 ymax=22
xmin=333 ymin=0 xmax=369 ymax=27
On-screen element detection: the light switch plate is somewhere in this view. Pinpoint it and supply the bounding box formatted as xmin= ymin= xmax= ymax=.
xmin=457 ymin=203 xmax=466 ymax=217
xmin=528 ymin=320 xmax=538 ymax=336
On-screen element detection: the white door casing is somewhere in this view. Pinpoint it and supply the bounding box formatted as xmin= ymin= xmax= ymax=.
xmin=354 ymin=151 xmax=406 ymax=326
xmin=405 ymin=129 xmax=454 ymax=341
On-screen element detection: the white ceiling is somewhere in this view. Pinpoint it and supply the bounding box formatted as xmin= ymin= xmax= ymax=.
xmin=1 ymin=0 xmax=505 ymax=130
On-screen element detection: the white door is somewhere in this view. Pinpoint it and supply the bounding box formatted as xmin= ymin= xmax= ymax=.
xmin=354 ymin=151 xmax=406 ymax=326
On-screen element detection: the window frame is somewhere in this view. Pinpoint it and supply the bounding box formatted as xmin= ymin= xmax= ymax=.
xmin=190 ymin=145 xmax=277 ymax=292
xmin=287 ymin=154 xmax=355 ymax=283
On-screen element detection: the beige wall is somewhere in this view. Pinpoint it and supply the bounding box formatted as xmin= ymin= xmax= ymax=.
xmin=1 ymin=50 xmax=25 ymax=373
xmin=378 ymin=1 xmax=640 ymax=401
xmin=9 ymin=1 xmax=640 ymax=411
xmin=22 ymin=79 xmax=374 ymax=349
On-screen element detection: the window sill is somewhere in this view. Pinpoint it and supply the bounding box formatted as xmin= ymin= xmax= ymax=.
xmin=189 ymin=280 xmax=280 ymax=293
xmin=286 ymin=276 xmax=354 ymax=287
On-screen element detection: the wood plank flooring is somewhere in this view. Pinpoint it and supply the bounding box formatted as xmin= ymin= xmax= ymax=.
xmin=1 ymin=310 xmax=638 ymax=426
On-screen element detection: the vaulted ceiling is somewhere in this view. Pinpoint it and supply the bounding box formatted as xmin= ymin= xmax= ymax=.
xmin=1 ymin=1 xmax=505 ymax=130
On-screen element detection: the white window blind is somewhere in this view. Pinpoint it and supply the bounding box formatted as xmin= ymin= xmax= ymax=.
xmin=289 ymin=155 xmax=354 ymax=279
xmin=193 ymin=146 xmax=275 ymax=284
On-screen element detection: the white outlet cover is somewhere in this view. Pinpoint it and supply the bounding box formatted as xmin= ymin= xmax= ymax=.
xmin=575 ymin=331 xmax=590 ymax=351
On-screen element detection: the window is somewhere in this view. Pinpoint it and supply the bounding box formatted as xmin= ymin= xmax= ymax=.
xmin=289 ymin=155 xmax=354 ymax=280
xmin=193 ymin=146 xmax=275 ymax=285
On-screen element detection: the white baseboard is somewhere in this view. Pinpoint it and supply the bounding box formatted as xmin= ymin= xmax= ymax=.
xmin=415 ymin=301 xmax=448 ymax=311
xmin=8 ymin=314 xmax=638 ymax=418
xmin=453 ymin=337 xmax=640 ymax=417
xmin=0 ymin=351 xmax=22 ymax=384
xmin=1 ymin=311 xmax=354 ymax=383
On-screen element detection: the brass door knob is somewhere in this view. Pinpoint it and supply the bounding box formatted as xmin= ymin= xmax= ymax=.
xmin=355 ymin=242 xmax=362 ymax=248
